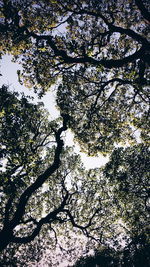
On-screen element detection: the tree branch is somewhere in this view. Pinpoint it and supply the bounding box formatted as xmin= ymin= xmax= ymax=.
xmin=10 ymin=115 xmax=69 ymax=229
xmin=63 ymin=207 xmax=100 ymax=232
xmin=12 ymin=190 xmax=69 ymax=244
xmin=135 ymin=0 xmax=150 ymax=23
xmin=61 ymin=4 xmax=150 ymax=47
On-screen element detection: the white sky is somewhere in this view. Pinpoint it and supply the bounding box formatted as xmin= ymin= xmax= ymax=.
xmin=0 ymin=55 xmax=109 ymax=169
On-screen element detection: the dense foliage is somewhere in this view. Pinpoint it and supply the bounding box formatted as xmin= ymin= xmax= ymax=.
xmin=0 ymin=0 xmax=149 ymax=266
xmin=0 ymin=86 xmax=119 ymax=265
xmin=0 ymin=0 xmax=149 ymax=153
xmin=72 ymin=239 xmax=150 ymax=267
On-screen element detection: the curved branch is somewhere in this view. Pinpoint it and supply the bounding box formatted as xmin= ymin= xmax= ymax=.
xmin=60 ymin=4 xmax=150 ymax=47
xmin=63 ymin=207 xmax=100 ymax=231
xmin=109 ymin=24 xmax=150 ymax=48
xmin=1 ymin=4 xmax=149 ymax=69
xmin=10 ymin=115 xmax=69 ymax=228
xmin=1 ymin=3 xmax=149 ymax=69
xmin=0 ymin=115 xmax=69 ymax=251
xmin=135 ymin=0 xmax=150 ymax=23
xmin=12 ymin=191 xmax=69 ymax=244
xmin=30 ymin=31 xmax=148 ymax=67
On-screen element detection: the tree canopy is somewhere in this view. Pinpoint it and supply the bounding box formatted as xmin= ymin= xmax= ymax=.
xmin=0 ymin=0 xmax=150 ymax=266
xmin=0 ymin=0 xmax=149 ymax=153
xmin=0 ymin=86 xmax=149 ymax=265
xmin=72 ymin=239 xmax=150 ymax=267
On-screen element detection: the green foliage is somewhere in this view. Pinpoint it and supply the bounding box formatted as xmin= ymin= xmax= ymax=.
xmin=72 ymin=238 xmax=150 ymax=267
xmin=0 ymin=0 xmax=149 ymax=153
xmin=104 ymin=145 xmax=150 ymax=236
xmin=0 ymin=0 xmax=149 ymax=265
xmin=0 ymin=87 xmax=116 ymax=265
xmin=0 ymin=86 xmax=68 ymax=264
xmin=0 ymin=87 xmax=149 ymax=265
xmin=71 ymin=248 xmax=120 ymax=267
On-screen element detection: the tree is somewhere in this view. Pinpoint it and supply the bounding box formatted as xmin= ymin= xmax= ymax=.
xmin=0 ymin=0 xmax=149 ymax=153
xmin=70 ymin=144 xmax=150 ymax=266
xmin=72 ymin=237 xmax=150 ymax=267
xmin=0 ymin=86 xmax=99 ymax=257
xmin=0 ymin=86 xmax=117 ymax=265
xmin=104 ymin=145 xmax=150 ymax=235
xmin=0 ymin=0 xmax=149 ymax=265
xmin=71 ymin=247 xmax=120 ymax=267
xmin=0 ymin=86 xmax=149 ymax=265
xmin=0 ymin=85 xmax=69 ymax=250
